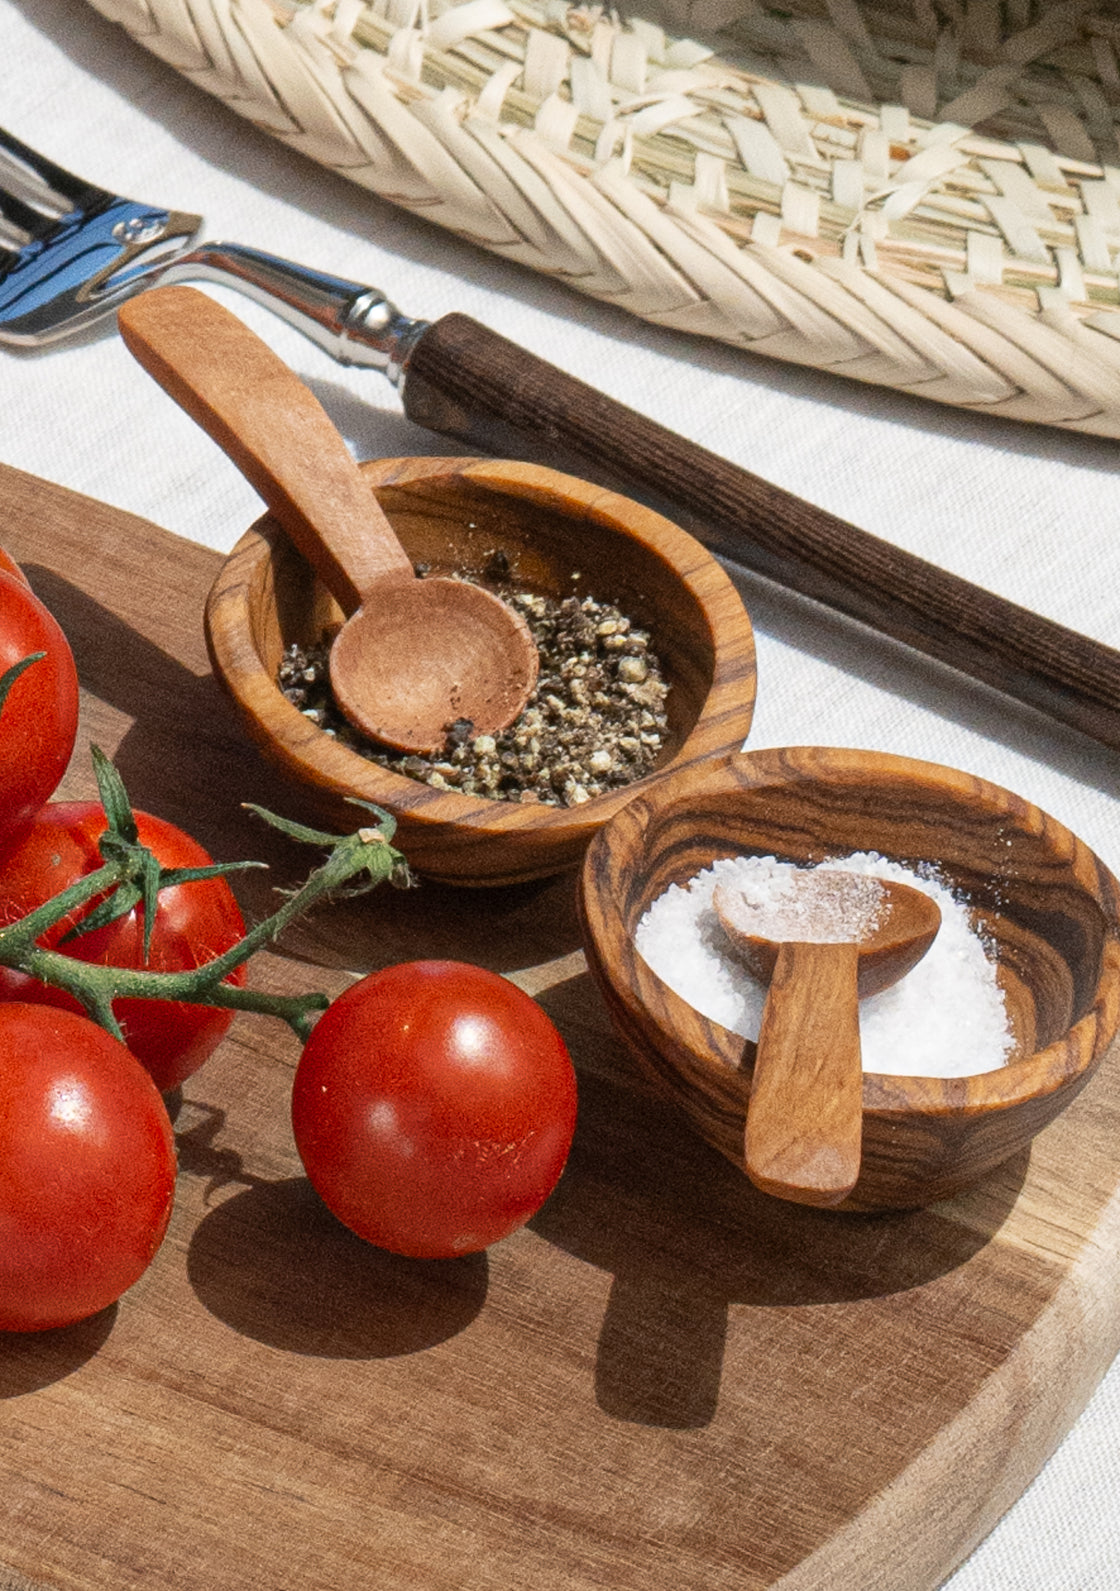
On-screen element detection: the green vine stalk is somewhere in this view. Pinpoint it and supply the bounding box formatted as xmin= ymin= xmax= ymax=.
xmin=0 ymin=743 xmax=414 ymax=1046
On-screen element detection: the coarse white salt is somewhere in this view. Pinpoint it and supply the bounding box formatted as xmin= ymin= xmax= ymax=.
xmin=634 ymin=852 xmax=1015 ymax=1077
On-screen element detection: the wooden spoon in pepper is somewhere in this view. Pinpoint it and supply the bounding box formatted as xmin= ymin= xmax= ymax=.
xmin=117 ymin=285 xmax=537 ymax=755
xmin=714 ymin=869 xmax=941 ymax=1208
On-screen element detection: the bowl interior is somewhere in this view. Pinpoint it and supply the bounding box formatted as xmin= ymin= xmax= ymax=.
xmin=585 ymin=748 xmax=1120 ymax=1080
xmin=251 ymin=466 xmax=722 ymax=771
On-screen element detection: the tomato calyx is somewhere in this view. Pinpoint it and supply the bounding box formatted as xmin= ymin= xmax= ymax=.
xmin=49 ymin=749 xmax=260 ymax=964
xmin=0 ymin=745 xmax=414 ymax=1047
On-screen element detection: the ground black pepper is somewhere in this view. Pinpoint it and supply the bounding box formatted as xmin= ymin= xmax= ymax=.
xmin=277 ymin=578 xmax=670 ymax=807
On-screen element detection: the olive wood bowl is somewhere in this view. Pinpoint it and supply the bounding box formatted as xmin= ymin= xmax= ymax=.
xmin=204 ymin=456 xmax=756 ymax=886
xmin=578 ymin=745 xmax=1120 ymax=1211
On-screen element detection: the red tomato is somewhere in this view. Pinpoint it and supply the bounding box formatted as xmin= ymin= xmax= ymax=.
xmin=0 ymin=570 xmax=79 ymax=842
xmin=292 ymin=961 xmax=578 ymax=1258
xmin=0 ymin=545 xmax=27 ymax=584
xmin=0 ymin=1003 xmax=176 ymax=1332
xmin=0 ymin=804 xmax=247 ymax=1092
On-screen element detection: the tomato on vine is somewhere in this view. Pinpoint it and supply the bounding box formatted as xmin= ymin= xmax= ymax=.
xmin=291 ymin=960 xmax=578 ymax=1259
xmin=0 ymin=803 xmax=248 ymax=1091
xmin=0 ymin=569 xmax=80 ymax=844
xmin=0 ymin=1003 xmax=177 ymax=1332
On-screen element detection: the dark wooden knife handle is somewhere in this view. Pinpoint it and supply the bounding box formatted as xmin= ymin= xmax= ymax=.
xmin=402 ymin=312 xmax=1120 ymax=752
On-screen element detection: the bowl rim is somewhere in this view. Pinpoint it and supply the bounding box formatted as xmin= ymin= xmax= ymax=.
xmin=579 ymin=744 xmax=1120 ymax=1114
xmin=205 ymin=454 xmax=759 ymax=843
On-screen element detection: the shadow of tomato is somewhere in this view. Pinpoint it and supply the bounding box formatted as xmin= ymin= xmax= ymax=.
xmin=0 ymin=1305 xmax=117 ymax=1397
xmin=186 ymin=1176 xmax=487 ymax=1358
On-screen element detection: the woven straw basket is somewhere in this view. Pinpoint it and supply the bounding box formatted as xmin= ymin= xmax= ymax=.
xmin=88 ymin=0 xmax=1120 ymax=437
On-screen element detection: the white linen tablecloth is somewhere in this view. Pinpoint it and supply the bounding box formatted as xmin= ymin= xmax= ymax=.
xmin=3 ymin=1 xmax=1120 ymax=1584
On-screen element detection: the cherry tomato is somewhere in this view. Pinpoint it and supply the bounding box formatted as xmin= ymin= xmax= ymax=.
xmin=0 ymin=1003 xmax=177 ymax=1332
xmin=0 ymin=570 xmax=79 ymax=843
xmin=0 ymin=804 xmax=247 ymax=1092
xmin=0 ymin=545 xmax=27 ymax=584
xmin=292 ymin=960 xmax=578 ymax=1258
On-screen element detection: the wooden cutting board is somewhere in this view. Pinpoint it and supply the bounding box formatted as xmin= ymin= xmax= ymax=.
xmin=2 ymin=459 xmax=1120 ymax=1591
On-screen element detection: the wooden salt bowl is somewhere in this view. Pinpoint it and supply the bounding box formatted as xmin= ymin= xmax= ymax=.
xmin=578 ymin=746 xmax=1120 ymax=1211
xmin=204 ymin=455 xmax=756 ymax=886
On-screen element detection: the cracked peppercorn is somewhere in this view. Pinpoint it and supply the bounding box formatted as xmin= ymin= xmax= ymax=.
xmin=277 ymin=582 xmax=670 ymax=807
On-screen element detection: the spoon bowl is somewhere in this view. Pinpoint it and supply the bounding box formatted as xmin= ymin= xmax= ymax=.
xmin=118 ymin=285 xmax=536 ymax=754
xmin=327 ymin=577 xmax=535 ymax=753
xmin=714 ymin=871 xmax=942 ymax=1206
xmin=714 ymin=871 xmax=942 ymax=997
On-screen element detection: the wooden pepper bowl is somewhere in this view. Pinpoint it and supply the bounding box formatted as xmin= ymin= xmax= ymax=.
xmin=578 ymin=745 xmax=1120 ymax=1211
xmin=204 ymin=455 xmax=756 ymax=886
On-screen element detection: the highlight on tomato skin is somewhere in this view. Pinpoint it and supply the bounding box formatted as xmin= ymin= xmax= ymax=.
xmin=291 ymin=960 xmax=579 ymax=1260
xmin=0 ymin=804 xmax=248 ymax=1092
xmin=0 ymin=544 xmax=28 ymax=585
xmin=0 ymin=570 xmax=80 ymax=846
xmin=0 ymin=1004 xmax=177 ymax=1333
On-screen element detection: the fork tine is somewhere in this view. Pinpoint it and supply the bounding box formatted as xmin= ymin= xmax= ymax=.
xmin=0 ymin=126 xmax=109 ymax=214
xmin=0 ymin=126 xmax=112 ymax=257
xmin=0 ymin=184 xmax=62 ymax=247
xmin=0 ymin=126 xmax=207 ymax=341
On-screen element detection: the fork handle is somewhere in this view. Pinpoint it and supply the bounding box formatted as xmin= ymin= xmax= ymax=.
xmin=400 ymin=313 xmax=1120 ymax=753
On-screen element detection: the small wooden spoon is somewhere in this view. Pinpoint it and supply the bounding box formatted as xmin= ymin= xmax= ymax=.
xmin=117 ymin=285 xmax=537 ymax=755
xmin=714 ymin=870 xmax=941 ymax=1208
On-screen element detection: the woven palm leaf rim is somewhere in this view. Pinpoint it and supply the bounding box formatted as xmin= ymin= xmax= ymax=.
xmin=89 ymin=0 xmax=1120 ymax=436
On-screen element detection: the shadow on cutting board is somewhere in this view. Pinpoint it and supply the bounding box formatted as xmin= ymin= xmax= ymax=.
xmin=0 ymin=1307 xmax=117 ymax=1398
xmin=185 ymin=1177 xmax=488 ymax=1359
xmin=173 ymin=1092 xmax=488 ymax=1359
xmin=529 ymin=977 xmax=1032 ymax=1431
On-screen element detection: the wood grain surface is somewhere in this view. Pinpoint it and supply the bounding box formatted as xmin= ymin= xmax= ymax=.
xmin=3 ymin=460 xmax=1120 ymax=1591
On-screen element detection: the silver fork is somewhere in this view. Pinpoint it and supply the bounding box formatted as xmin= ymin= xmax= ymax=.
xmin=0 ymin=125 xmax=422 ymax=377
xmin=4 ymin=124 xmax=1120 ymax=756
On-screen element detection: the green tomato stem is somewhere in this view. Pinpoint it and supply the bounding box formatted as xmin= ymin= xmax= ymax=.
xmin=0 ymin=860 xmax=122 ymax=957
xmin=0 ymin=807 xmax=410 ymax=1044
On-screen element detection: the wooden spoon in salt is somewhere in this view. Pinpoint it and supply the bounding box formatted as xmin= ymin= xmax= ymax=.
xmin=118 ymin=286 xmax=537 ymax=755
xmin=713 ymin=870 xmax=941 ymax=1208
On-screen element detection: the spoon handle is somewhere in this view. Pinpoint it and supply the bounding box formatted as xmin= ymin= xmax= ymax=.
xmin=744 ymin=940 xmax=864 ymax=1207
xmin=118 ymin=286 xmax=414 ymax=610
